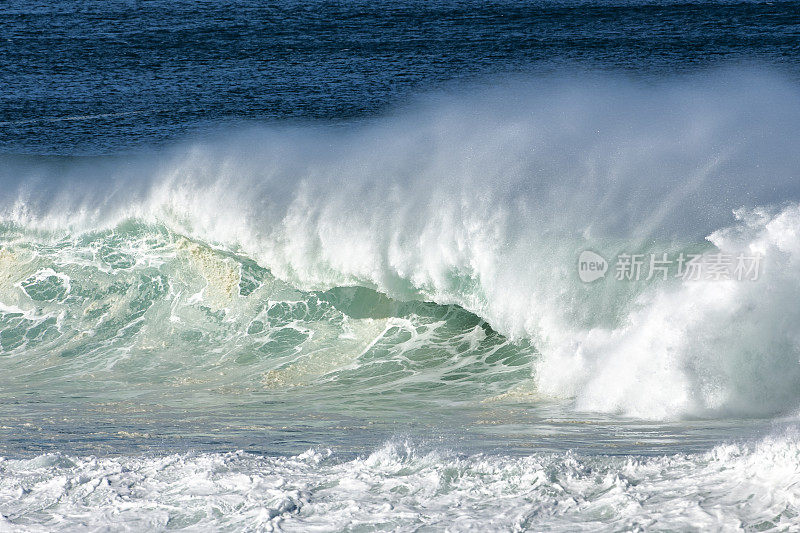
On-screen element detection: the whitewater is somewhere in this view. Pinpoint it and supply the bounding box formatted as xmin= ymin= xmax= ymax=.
xmin=3 ymin=435 xmax=800 ymax=532
xmin=4 ymin=70 xmax=800 ymax=530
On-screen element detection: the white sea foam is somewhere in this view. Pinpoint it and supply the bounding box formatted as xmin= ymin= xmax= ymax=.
xmin=1 ymin=433 xmax=800 ymax=532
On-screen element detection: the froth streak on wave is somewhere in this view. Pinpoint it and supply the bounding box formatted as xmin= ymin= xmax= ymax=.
xmin=2 ymin=69 xmax=800 ymax=419
xmin=2 ymin=432 xmax=800 ymax=531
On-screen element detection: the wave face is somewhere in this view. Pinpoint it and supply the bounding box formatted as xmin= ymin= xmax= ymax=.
xmin=3 ymin=69 xmax=800 ymax=419
xmin=0 ymin=222 xmax=531 ymax=409
xmin=3 ymin=434 xmax=800 ymax=532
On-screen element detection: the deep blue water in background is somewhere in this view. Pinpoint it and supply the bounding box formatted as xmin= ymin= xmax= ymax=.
xmin=2 ymin=0 xmax=800 ymax=154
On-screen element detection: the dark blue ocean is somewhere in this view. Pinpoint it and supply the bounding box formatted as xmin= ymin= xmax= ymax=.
xmin=3 ymin=0 xmax=800 ymax=153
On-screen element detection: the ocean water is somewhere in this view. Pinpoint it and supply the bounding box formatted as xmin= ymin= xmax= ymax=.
xmin=3 ymin=1 xmax=800 ymax=531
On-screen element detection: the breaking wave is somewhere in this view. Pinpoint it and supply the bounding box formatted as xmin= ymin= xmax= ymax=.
xmin=3 ymin=68 xmax=800 ymax=419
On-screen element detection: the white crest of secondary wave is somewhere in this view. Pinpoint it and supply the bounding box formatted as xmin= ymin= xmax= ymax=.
xmin=3 ymin=432 xmax=800 ymax=531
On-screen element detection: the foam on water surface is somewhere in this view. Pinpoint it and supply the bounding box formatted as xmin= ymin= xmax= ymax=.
xmin=2 ymin=433 xmax=800 ymax=532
